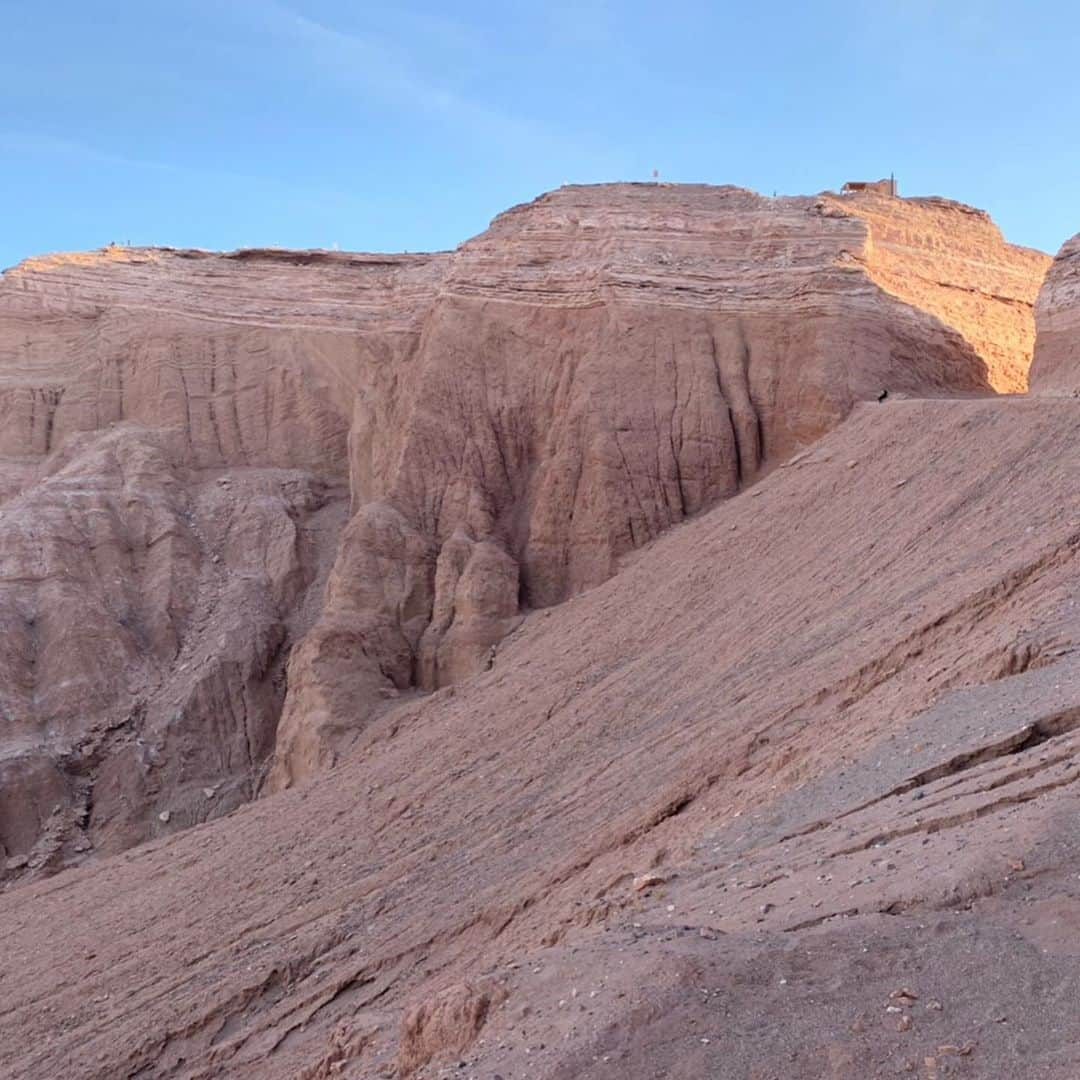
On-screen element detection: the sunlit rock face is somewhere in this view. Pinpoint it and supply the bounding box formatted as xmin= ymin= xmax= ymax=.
xmin=1030 ymin=232 xmax=1080 ymax=395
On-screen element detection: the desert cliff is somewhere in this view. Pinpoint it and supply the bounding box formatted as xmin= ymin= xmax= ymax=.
xmin=0 ymin=185 xmax=1052 ymax=878
xmin=272 ymin=184 xmax=1050 ymax=787
xmin=3 ymin=182 xmax=1080 ymax=1079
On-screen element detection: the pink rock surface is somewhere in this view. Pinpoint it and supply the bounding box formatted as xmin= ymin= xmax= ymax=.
xmin=269 ymin=184 xmax=1051 ymax=787
xmin=1030 ymin=232 xmax=1080 ymax=394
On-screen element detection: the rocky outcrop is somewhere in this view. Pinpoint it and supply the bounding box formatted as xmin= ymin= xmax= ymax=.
xmin=0 ymin=245 xmax=447 ymax=469
xmin=269 ymin=185 xmax=1050 ymax=786
xmin=834 ymin=193 xmax=1049 ymax=393
xmin=397 ymin=981 xmax=506 ymax=1075
xmin=0 ymin=183 xmax=1051 ymax=839
xmin=0 ymin=246 xmax=441 ymax=871
xmin=1029 ymin=232 xmax=1080 ymax=394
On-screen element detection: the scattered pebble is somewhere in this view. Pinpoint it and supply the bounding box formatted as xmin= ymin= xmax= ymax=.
xmin=633 ymin=873 xmax=667 ymax=892
xmin=938 ymin=1042 xmax=975 ymax=1057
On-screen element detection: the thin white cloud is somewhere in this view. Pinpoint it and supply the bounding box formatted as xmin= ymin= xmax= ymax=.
xmin=363 ymin=7 xmax=483 ymax=57
xmin=249 ymin=0 xmax=559 ymax=151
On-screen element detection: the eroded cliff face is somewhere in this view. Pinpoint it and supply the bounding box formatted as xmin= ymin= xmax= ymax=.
xmin=0 ymin=245 xmax=447 ymax=468
xmin=0 ymin=423 xmax=347 ymax=877
xmin=0 ymin=184 xmax=1050 ymax=868
xmin=0 ymin=247 xmax=443 ymax=878
xmin=1030 ymin=233 xmax=1080 ymax=394
xmin=269 ymin=184 xmax=1050 ymax=787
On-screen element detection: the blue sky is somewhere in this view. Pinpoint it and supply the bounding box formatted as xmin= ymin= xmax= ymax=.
xmin=2 ymin=1 xmax=1077 ymax=269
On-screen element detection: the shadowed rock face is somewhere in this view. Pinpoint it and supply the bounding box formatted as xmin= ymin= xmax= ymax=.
xmin=0 ymin=248 xmax=440 ymax=875
xmin=1030 ymin=233 xmax=1080 ymax=394
xmin=0 ymin=184 xmax=1050 ymax=866
xmin=0 ymin=423 xmax=347 ymax=875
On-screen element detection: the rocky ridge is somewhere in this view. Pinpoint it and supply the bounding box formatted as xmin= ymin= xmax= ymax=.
xmin=268 ymin=184 xmax=1051 ymax=787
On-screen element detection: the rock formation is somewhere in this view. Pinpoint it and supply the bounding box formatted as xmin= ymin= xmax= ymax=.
xmin=1030 ymin=232 xmax=1080 ymax=394
xmin=0 ymin=185 xmax=1051 ymax=873
xmin=267 ymin=185 xmax=1051 ymax=788
xmin=0 ymin=247 xmax=439 ymax=877
xmin=3 ymin=394 xmax=1080 ymax=1079
xmin=831 ymin=193 xmax=1049 ymax=393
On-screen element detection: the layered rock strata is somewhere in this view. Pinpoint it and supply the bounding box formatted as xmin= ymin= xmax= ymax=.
xmin=269 ymin=185 xmax=1050 ymax=785
xmin=1030 ymin=232 xmax=1080 ymax=394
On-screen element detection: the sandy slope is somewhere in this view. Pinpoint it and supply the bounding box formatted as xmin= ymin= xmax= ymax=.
xmin=2 ymin=396 xmax=1079 ymax=1078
